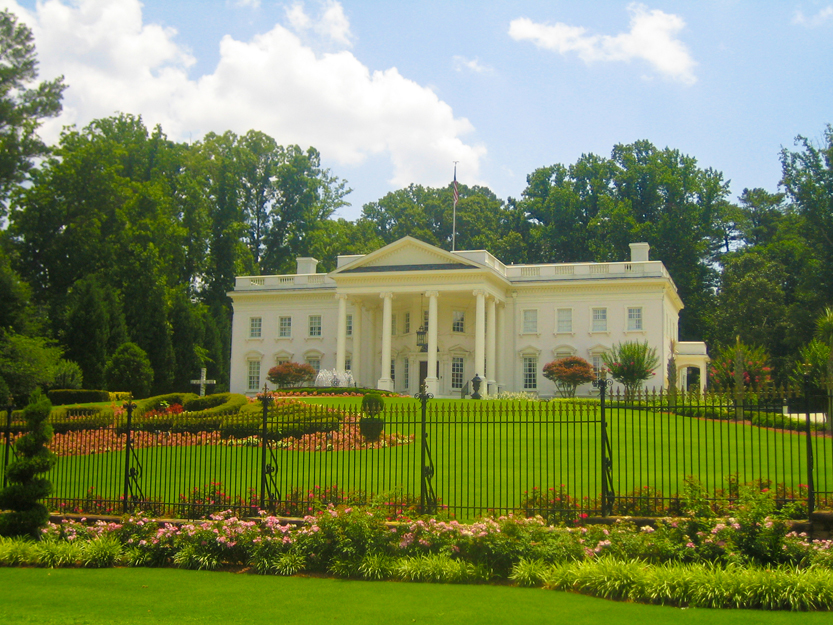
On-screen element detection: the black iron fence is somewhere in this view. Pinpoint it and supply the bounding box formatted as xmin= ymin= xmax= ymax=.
xmin=1 ymin=386 xmax=831 ymax=521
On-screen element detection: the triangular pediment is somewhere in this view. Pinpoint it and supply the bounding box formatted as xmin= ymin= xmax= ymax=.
xmin=331 ymin=237 xmax=481 ymax=275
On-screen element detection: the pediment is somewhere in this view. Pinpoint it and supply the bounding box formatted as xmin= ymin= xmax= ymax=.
xmin=331 ymin=237 xmax=480 ymax=275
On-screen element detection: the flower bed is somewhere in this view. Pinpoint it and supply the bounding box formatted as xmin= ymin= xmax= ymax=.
xmin=3 ymin=487 xmax=833 ymax=610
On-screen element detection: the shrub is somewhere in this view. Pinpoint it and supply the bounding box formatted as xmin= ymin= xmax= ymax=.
xmin=105 ymin=342 xmax=153 ymax=399
xmin=360 ymin=392 xmax=385 ymax=441
xmin=709 ymin=341 xmax=772 ymax=391
xmin=47 ymin=389 xmax=110 ymax=405
xmin=602 ymin=341 xmax=659 ymax=398
xmin=51 ymin=360 xmax=84 ymax=390
xmin=0 ymin=391 xmax=57 ymax=538
xmin=542 ymin=357 xmax=596 ymax=397
xmin=267 ymin=362 xmax=316 ymax=388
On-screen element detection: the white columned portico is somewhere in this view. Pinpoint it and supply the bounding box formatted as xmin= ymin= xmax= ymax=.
xmin=474 ymin=289 xmax=486 ymax=389
xmin=426 ymin=290 xmax=439 ymax=395
xmin=351 ymin=300 xmax=362 ymax=386
xmin=378 ymin=292 xmax=394 ymax=390
xmin=335 ymin=293 xmax=348 ymax=372
xmin=486 ymin=295 xmax=496 ymax=394
xmin=496 ymin=301 xmax=505 ymax=391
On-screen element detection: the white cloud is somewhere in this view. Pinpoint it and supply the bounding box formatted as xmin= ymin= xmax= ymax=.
xmin=452 ymin=55 xmax=494 ymax=74
xmin=793 ymin=5 xmax=833 ymax=27
xmin=1 ymin=0 xmax=485 ymax=190
xmin=508 ymin=2 xmax=697 ymax=85
xmin=284 ymin=0 xmax=352 ymax=47
xmin=231 ymin=0 xmax=261 ymax=9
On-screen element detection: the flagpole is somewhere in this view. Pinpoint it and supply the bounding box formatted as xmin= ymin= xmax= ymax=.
xmin=452 ymin=161 xmax=459 ymax=252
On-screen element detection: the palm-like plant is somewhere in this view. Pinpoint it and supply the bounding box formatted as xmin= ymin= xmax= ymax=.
xmin=601 ymin=341 xmax=659 ymax=399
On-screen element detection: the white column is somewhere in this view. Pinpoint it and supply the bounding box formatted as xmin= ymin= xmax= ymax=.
xmin=426 ymin=290 xmax=439 ymax=395
xmin=352 ymin=301 xmax=362 ymax=387
xmin=377 ymin=292 xmax=394 ymax=390
xmin=336 ymin=294 xmax=347 ymax=372
xmin=486 ymin=295 xmax=496 ymax=395
xmin=496 ymin=301 xmax=505 ymax=391
xmin=474 ymin=289 xmax=486 ymax=383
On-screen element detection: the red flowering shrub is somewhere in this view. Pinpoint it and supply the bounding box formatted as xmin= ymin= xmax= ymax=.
xmin=267 ymin=362 xmax=316 ymax=388
xmin=709 ymin=342 xmax=772 ymax=391
xmin=542 ymin=357 xmax=596 ymax=397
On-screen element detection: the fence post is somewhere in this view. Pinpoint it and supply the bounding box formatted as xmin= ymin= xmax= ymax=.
xmin=122 ymin=400 xmax=135 ymax=515
xmin=259 ymin=385 xmax=273 ymax=511
xmin=2 ymin=396 xmax=13 ymax=489
xmin=804 ymin=372 xmax=815 ymax=515
xmin=414 ymin=381 xmax=435 ymax=515
xmin=594 ymin=378 xmax=614 ymax=517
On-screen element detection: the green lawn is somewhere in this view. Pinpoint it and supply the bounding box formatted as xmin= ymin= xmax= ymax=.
xmin=41 ymin=398 xmax=833 ymax=519
xmin=1 ymin=568 xmax=829 ymax=625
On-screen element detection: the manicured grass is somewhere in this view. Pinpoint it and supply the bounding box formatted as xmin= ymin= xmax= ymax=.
xmin=1 ymin=567 xmax=830 ymax=625
xmin=43 ymin=398 xmax=833 ymax=519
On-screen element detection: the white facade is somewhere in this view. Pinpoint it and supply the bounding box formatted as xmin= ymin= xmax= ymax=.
xmin=228 ymin=237 xmax=708 ymax=397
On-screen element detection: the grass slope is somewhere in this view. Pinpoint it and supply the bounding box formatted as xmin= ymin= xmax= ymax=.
xmin=1 ymin=568 xmax=829 ymax=625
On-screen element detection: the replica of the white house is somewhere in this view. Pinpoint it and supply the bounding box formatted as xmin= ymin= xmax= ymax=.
xmin=228 ymin=236 xmax=708 ymax=398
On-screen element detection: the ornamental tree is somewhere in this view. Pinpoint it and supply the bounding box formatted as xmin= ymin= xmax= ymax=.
xmin=0 ymin=391 xmax=56 ymax=537
xmin=267 ymin=361 xmax=316 ymax=388
xmin=708 ymin=341 xmax=772 ymax=391
xmin=602 ymin=341 xmax=660 ymax=399
xmin=542 ymin=356 xmax=595 ymax=397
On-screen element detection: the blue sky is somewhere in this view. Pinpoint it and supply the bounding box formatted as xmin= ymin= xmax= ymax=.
xmin=6 ymin=0 xmax=833 ymax=220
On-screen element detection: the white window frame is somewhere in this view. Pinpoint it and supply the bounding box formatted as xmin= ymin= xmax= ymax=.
xmin=308 ymin=314 xmax=322 ymax=337
xmin=278 ymin=316 xmax=292 ymax=338
xmin=404 ymin=312 xmax=411 ymax=334
xmin=391 ymin=313 xmax=397 ymax=336
xmin=344 ymin=356 xmax=352 ymax=372
xmin=249 ymin=317 xmax=262 ymax=339
xmin=627 ymin=307 xmax=643 ymax=332
xmin=452 ymin=310 xmax=465 ymax=333
xmin=451 ymin=356 xmax=465 ymax=390
xmin=522 ymin=309 xmax=538 ymax=334
xmin=247 ymin=359 xmax=261 ymax=391
xmin=403 ymin=359 xmax=409 ymax=389
xmin=306 ymin=356 xmax=321 ymax=372
xmin=591 ymin=307 xmax=607 ymax=333
xmin=390 ymin=358 xmax=396 ymax=381
xmin=346 ymin=314 xmax=353 ymax=337
xmin=556 ymin=308 xmax=573 ymax=334
xmin=522 ymin=356 xmax=538 ymax=390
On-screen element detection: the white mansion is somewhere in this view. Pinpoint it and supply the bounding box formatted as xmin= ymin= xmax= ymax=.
xmin=228 ymin=236 xmax=708 ymax=397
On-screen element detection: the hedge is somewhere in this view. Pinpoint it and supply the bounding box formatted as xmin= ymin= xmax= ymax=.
xmin=47 ymin=389 xmax=110 ymax=405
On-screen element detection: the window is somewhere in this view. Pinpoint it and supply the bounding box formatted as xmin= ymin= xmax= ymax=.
xmin=452 ymin=357 xmax=464 ymax=390
xmin=247 ymin=359 xmax=260 ymax=391
xmin=523 ymin=356 xmax=538 ymax=390
xmin=423 ymin=309 xmax=429 ymax=330
xmin=523 ymin=309 xmax=538 ymax=334
xmin=309 ymin=315 xmax=322 ymax=337
xmin=390 ymin=358 xmax=396 ymax=381
xmin=249 ymin=317 xmax=262 ymax=338
xmin=346 ymin=314 xmax=353 ymax=337
xmin=391 ymin=313 xmax=397 ymax=336
xmin=555 ymin=350 xmax=573 ymax=360
xmin=592 ymin=355 xmax=604 ymax=378
xmin=278 ymin=316 xmax=292 ymax=338
xmin=306 ymin=356 xmax=320 ymax=372
xmin=404 ymin=312 xmax=411 ymax=334
xmin=452 ymin=310 xmax=465 ymax=333
xmin=275 ymin=358 xmax=289 ymax=366
xmin=591 ymin=308 xmax=607 ymax=332
xmin=403 ymin=359 xmax=409 ymax=389
xmin=345 ymin=357 xmax=352 ymax=372
xmin=627 ymin=307 xmax=643 ymax=331
xmin=556 ymin=308 xmax=572 ymax=333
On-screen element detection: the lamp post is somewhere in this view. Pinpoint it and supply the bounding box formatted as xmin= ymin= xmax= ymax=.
xmin=416 ymin=325 xmax=428 ymax=352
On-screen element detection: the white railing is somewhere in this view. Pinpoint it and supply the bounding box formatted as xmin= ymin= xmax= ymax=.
xmin=505 ymin=261 xmax=668 ymax=281
xmin=234 ymin=274 xmax=336 ymax=290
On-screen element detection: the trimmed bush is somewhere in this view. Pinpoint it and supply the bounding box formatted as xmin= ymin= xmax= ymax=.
xmin=105 ymin=342 xmax=153 ymax=398
xmin=47 ymin=389 xmax=110 ymax=405
xmin=0 ymin=391 xmax=57 ymax=538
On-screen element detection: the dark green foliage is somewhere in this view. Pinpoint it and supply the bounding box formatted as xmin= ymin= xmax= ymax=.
xmin=104 ymin=342 xmax=153 ymax=399
xmin=51 ymin=360 xmax=83 ymax=390
xmin=361 ymin=392 xmax=385 ymax=417
xmin=0 ymin=330 xmax=62 ymax=403
xmin=47 ymin=389 xmax=109 ymax=405
xmin=0 ymin=391 xmax=56 ymax=537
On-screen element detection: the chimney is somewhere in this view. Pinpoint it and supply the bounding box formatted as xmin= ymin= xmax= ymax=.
xmin=296 ymin=257 xmax=319 ymax=274
xmin=629 ymin=242 xmax=650 ymax=263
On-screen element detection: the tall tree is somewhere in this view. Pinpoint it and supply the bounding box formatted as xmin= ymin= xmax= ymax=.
xmin=0 ymin=10 xmax=65 ymax=215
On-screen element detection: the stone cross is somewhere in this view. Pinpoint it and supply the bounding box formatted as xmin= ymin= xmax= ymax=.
xmin=190 ymin=367 xmax=216 ymax=397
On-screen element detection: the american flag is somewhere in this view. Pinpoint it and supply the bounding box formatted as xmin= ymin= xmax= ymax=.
xmin=453 ymin=165 xmax=459 ymax=208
